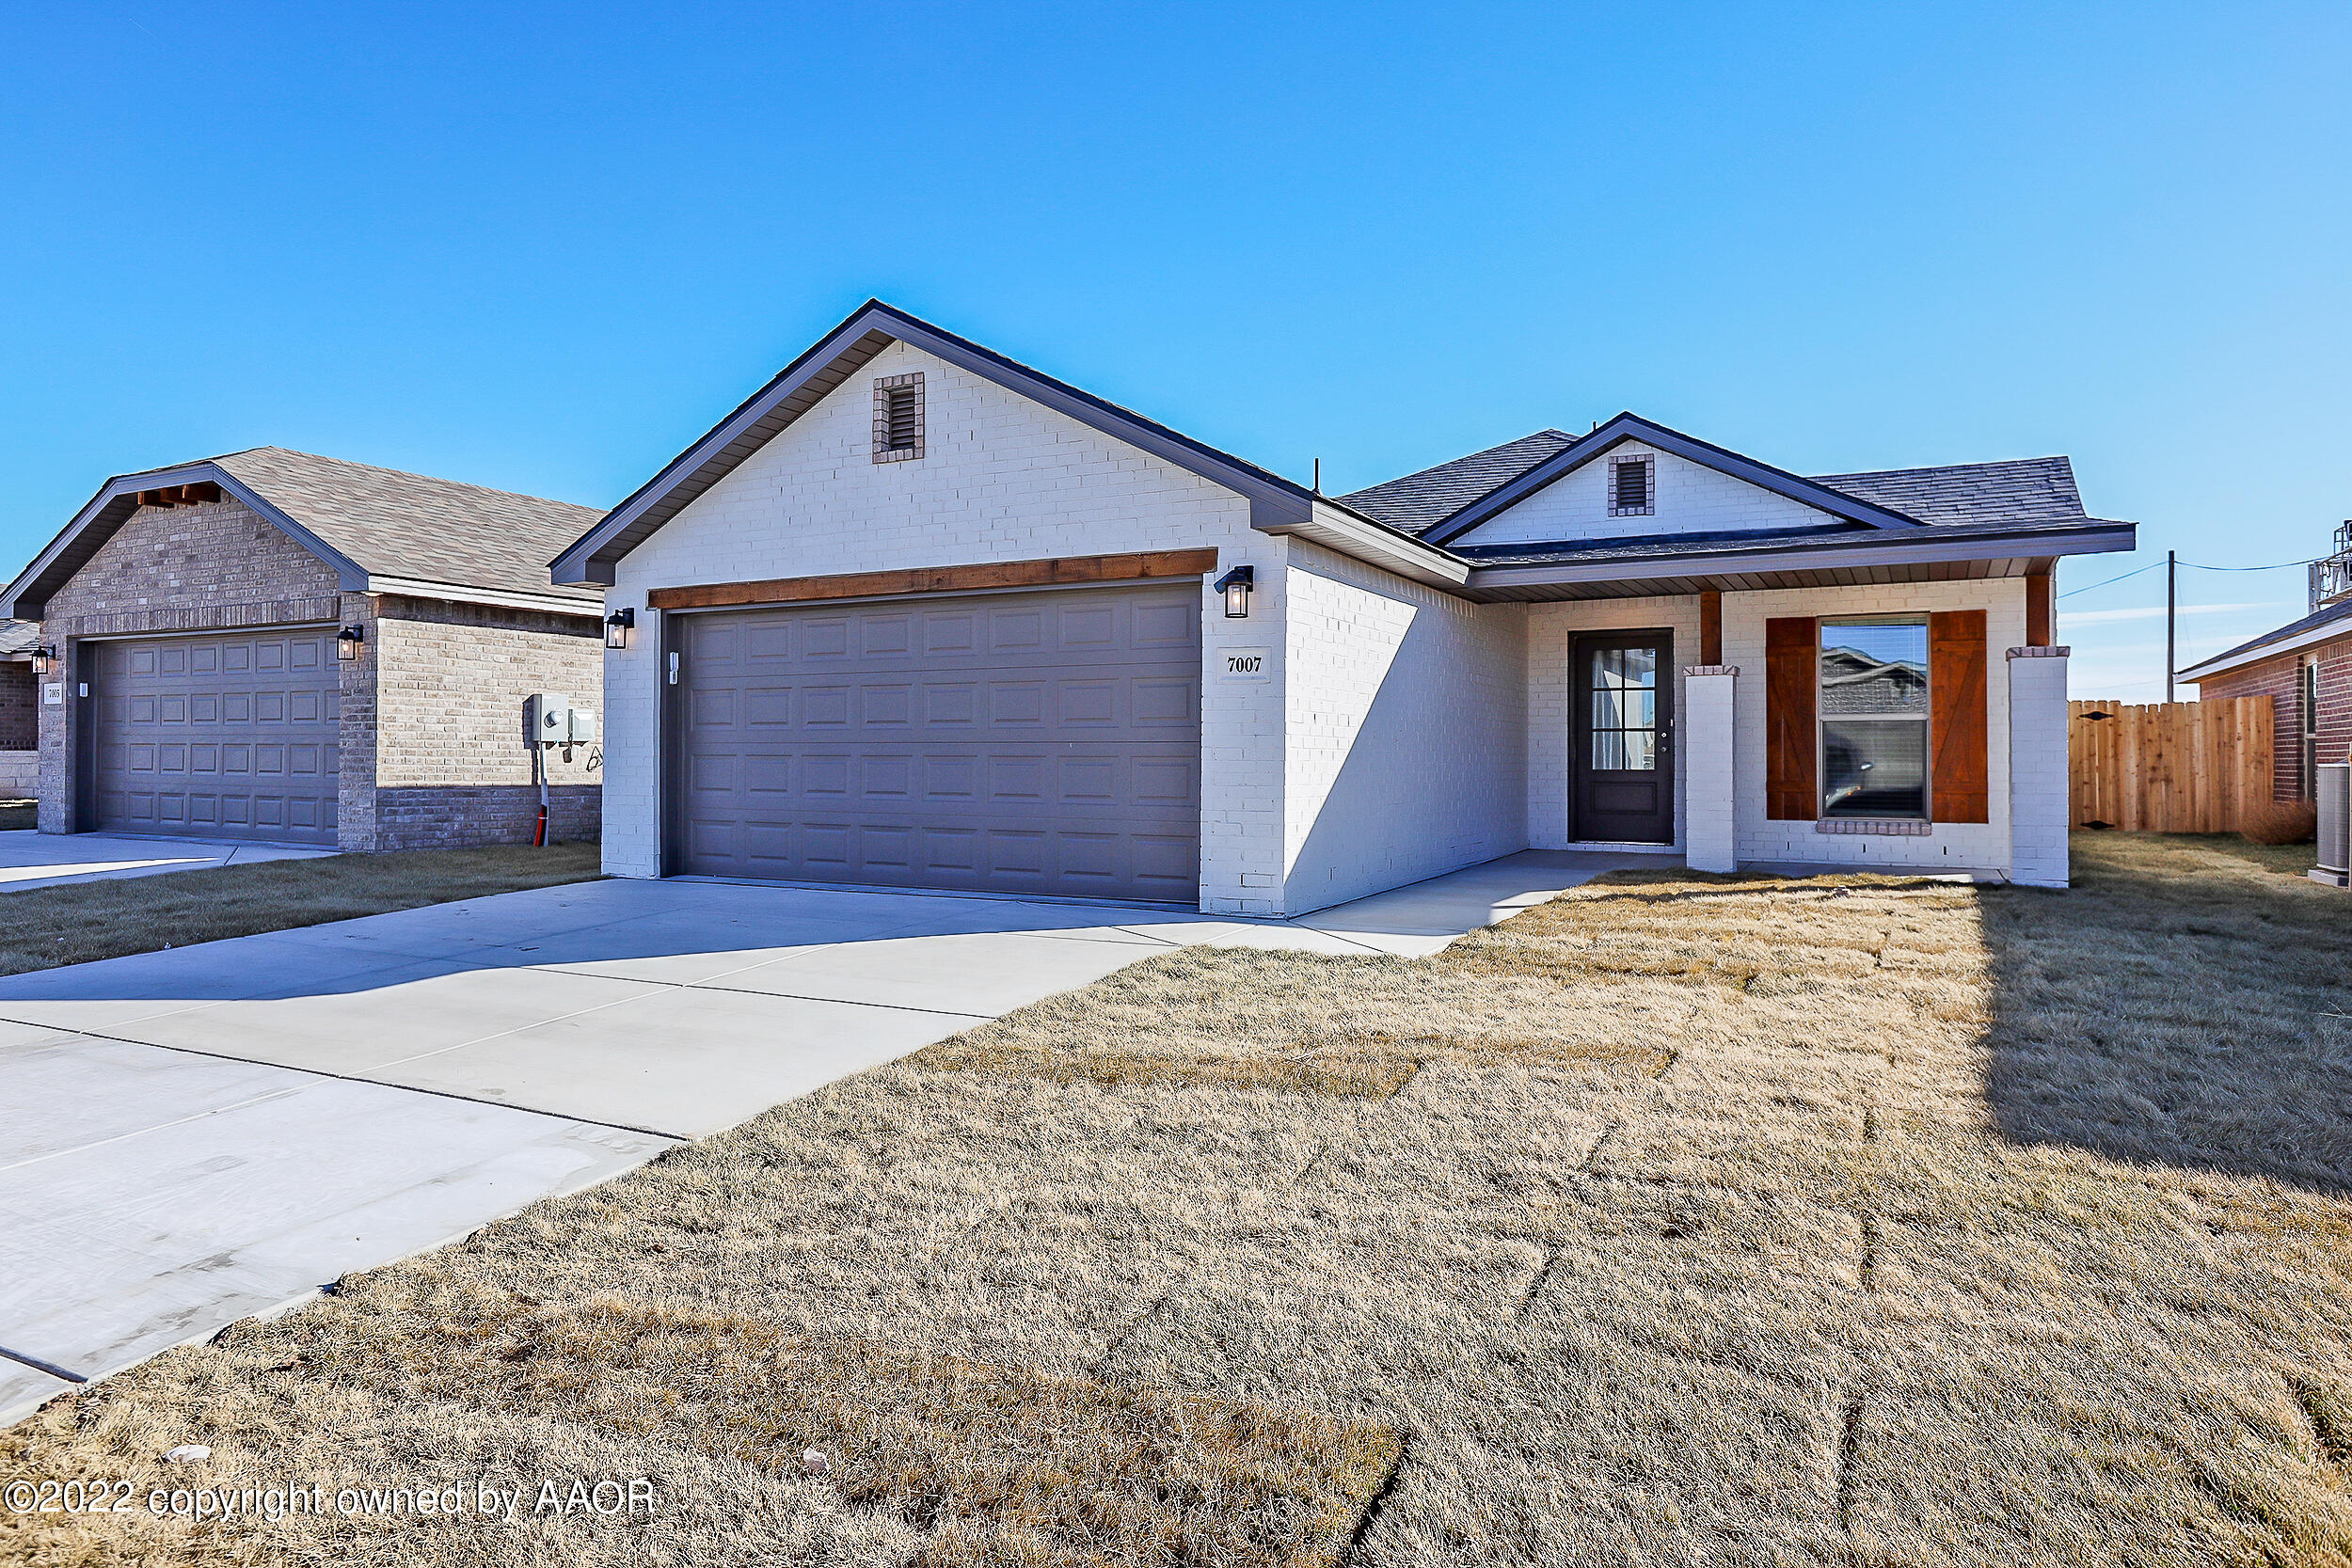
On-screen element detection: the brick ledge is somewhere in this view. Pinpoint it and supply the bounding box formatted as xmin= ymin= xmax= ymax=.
xmin=1816 ymin=816 xmax=1931 ymax=837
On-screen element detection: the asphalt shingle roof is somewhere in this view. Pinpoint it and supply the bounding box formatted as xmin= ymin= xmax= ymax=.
xmin=0 ymin=620 xmax=41 ymax=657
xmin=1811 ymin=457 xmax=2085 ymax=528
xmin=1337 ymin=431 xmax=1578 ymax=535
xmin=208 ymin=448 xmax=606 ymax=605
xmin=1340 ymin=438 xmax=2090 ymax=541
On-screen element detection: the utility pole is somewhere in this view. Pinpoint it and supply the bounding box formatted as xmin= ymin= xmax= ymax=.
xmin=2165 ymin=549 xmax=2176 ymax=704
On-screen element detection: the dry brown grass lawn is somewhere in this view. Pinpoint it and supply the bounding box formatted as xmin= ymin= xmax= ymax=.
xmin=8 ymin=831 xmax=2352 ymax=1565
xmin=0 ymin=841 xmax=601 ymax=976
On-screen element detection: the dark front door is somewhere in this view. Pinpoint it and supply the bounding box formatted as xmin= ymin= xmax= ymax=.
xmin=1572 ymin=631 xmax=1673 ymax=844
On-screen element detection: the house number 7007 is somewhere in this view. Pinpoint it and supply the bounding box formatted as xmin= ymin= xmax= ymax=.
xmin=1220 ymin=650 xmax=1269 ymax=681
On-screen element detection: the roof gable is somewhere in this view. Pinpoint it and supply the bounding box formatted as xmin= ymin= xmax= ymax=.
xmin=553 ymin=300 xmax=1321 ymax=587
xmin=2 ymin=449 xmax=605 ymax=620
xmin=1421 ymin=413 xmax=1927 ymax=547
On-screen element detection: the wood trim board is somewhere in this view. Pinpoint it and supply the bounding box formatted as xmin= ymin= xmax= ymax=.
xmin=647 ymin=549 xmax=1222 ymax=611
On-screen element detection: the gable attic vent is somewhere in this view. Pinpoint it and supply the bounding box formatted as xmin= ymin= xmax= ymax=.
xmin=873 ymin=372 xmax=926 ymax=463
xmin=1609 ymin=452 xmax=1654 ymax=516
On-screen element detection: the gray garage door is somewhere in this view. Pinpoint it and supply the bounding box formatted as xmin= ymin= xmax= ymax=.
xmin=91 ymin=629 xmax=341 ymax=846
xmin=675 ymin=583 xmax=1200 ymax=901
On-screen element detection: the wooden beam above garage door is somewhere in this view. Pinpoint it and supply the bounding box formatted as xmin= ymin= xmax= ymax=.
xmin=646 ymin=548 xmax=1221 ymax=611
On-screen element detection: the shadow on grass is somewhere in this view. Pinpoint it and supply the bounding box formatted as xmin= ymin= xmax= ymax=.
xmin=1979 ymin=830 xmax=2352 ymax=1197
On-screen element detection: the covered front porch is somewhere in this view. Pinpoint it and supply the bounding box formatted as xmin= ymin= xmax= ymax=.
xmin=1503 ymin=571 xmax=2074 ymax=888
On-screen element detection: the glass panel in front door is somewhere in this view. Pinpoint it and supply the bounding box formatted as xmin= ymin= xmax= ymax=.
xmin=1589 ymin=644 xmax=1658 ymax=770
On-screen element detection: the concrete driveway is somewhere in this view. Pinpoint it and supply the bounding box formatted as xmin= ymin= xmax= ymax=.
xmin=0 ymin=849 xmax=1643 ymax=1425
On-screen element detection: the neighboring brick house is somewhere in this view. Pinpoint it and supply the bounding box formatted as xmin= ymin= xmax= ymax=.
xmin=0 ymin=620 xmax=41 ymax=797
xmin=550 ymin=300 xmax=2132 ymax=907
xmin=2179 ymin=599 xmax=2352 ymax=801
xmin=0 ymin=450 xmax=606 ymax=849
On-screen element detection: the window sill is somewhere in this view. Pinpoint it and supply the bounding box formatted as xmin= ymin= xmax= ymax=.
xmin=1816 ymin=817 xmax=1931 ymax=837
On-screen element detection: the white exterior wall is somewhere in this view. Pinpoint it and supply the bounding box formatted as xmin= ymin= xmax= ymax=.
xmin=1454 ymin=442 xmax=1835 ymax=548
xmin=598 ymin=339 xmax=1284 ymax=912
xmin=1279 ymin=539 xmax=1527 ymax=914
xmin=2007 ymin=646 xmax=2071 ymax=888
xmin=1728 ymin=578 xmax=2028 ymax=875
xmin=1526 ymin=595 xmax=1705 ymax=849
xmin=1681 ymin=668 xmax=1738 ymax=873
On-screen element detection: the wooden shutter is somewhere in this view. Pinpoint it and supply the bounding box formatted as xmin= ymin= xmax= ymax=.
xmin=1930 ymin=609 xmax=1990 ymax=823
xmin=1765 ymin=616 xmax=1818 ymax=820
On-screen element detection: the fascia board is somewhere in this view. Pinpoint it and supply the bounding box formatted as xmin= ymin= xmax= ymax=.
xmin=1464 ymin=522 xmax=2137 ymax=593
xmin=366 ymin=577 xmax=605 ymax=617
xmin=1259 ymin=500 xmax=1473 ymax=591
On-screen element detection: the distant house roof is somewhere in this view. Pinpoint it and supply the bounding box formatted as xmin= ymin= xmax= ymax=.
xmin=2179 ymin=597 xmax=2352 ymax=682
xmin=4 ymin=448 xmax=606 ymax=620
xmin=1342 ymin=436 xmax=2094 ymax=540
xmin=0 ymin=620 xmax=41 ymax=657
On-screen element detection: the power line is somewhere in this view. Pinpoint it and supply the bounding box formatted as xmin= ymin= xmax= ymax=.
xmin=2180 ymin=556 xmax=2320 ymax=572
xmin=2059 ymin=561 xmax=2161 ymax=598
xmin=2062 ymin=554 xmax=2318 ymax=599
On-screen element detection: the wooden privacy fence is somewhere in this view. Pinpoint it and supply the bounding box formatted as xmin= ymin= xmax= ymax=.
xmin=2069 ymin=697 xmax=2273 ymax=832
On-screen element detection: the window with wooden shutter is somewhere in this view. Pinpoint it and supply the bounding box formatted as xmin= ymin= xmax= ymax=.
xmin=1765 ymin=616 xmax=1818 ymax=819
xmin=1928 ymin=609 xmax=1989 ymax=823
xmin=1820 ymin=620 xmax=1930 ymax=818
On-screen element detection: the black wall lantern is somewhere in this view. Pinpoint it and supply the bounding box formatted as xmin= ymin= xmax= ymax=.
xmin=335 ymin=625 xmax=365 ymax=661
xmin=1215 ymin=564 xmax=1255 ymax=619
xmin=604 ymin=607 xmax=636 ymax=650
xmin=28 ymin=644 xmax=56 ymax=675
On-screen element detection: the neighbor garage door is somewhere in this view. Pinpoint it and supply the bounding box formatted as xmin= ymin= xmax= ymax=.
xmin=91 ymin=628 xmax=341 ymax=846
xmin=675 ymin=583 xmax=1200 ymax=901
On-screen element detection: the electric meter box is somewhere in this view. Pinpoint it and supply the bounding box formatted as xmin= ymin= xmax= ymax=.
xmin=564 ymin=707 xmax=597 ymax=744
xmin=524 ymin=692 xmax=571 ymax=746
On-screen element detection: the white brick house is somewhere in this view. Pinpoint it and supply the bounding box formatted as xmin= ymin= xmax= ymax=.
xmin=554 ymin=302 xmax=2131 ymax=911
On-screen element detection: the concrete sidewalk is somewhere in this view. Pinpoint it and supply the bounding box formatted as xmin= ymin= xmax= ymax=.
xmin=0 ymin=830 xmax=335 ymax=892
xmin=0 ymin=846 xmax=1651 ymax=1427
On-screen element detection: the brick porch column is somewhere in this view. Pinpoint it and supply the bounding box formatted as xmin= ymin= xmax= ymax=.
xmin=1682 ymin=664 xmax=1738 ymax=873
xmin=2008 ymin=645 xmax=2071 ymax=888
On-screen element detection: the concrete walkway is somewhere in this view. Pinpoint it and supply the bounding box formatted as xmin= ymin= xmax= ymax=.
xmin=0 ymin=829 xmax=335 ymax=892
xmin=0 ymin=847 xmax=1651 ymax=1425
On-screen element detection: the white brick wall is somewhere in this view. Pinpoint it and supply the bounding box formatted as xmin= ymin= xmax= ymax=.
xmin=1682 ymin=668 xmax=1737 ymax=872
xmin=1526 ymin=595 xmax=1704 ymax=848
xmin=1279 ymin=540 xmax=1526 ymax=913
xmin=2007 ymin=647 xmax=2071 ymax=888
xmin=1728 ymin=578 xmax=2027 ymax=875
xmin=600 ymin=340 xmax=1282 ymax=910
xmin=1455 ymin=443 xmax=1834 ymax=548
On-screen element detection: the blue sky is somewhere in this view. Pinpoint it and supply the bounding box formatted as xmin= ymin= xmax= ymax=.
xmin=4 ymin=3 xmax=2346 ymax=697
